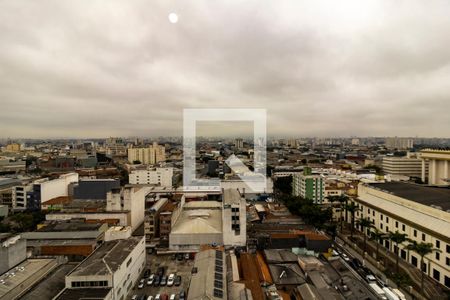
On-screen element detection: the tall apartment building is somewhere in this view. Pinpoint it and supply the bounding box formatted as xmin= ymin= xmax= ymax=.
xmin=235 ymin=138 xmax=244 ymax=149
xmin=292 ymin=167 xmax=325 ymax=203
xmin=129 ymin=167 xmax=173 ymax=187
xmin=127 ymin=142 xmax=165 ymax=165
xmin=352 ymin=182 xmax=450 ymax=288
xmin=382 ymin=153 xmax=427 ymax=178
xmin=385 ymin=137 xmax=414 ymax=150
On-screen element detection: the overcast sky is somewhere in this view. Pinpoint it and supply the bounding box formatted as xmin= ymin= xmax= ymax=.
xmin=1 ymin=0 xmax=450 ymax=138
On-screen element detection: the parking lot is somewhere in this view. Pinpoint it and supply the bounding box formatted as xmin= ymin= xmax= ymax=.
xmin=128 ymin=252 xmax=194 ymax=299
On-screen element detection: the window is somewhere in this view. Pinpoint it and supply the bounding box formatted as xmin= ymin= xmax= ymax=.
xmin=413 ymin=230 xmax=417 ymax=237
xmin=386 ymin=217 xmax=389 ymax=223
xmin=368 ymin=208 xmax=370 ymax=214
xmin=433 ymin=269 xmax=440 ymax=281
xmin=380 ymin=214 xmax=383 ymax=221
xmin=386 ymin=226 xmax=389 ymax=232
xmin=380 ymin=224 xmax=383 ymax=229
xmin=436 ymin=240 xmax=440 ymax=248
xmin=395 ymin=221 xmax=398 ymax=228
xmin=447 ymin=245 xmax=450 ymax=253
xmin=126 ymin=258 xmax=132 ymax=267
xmin=435 ymin=252 xmax=440 ymax=260
xmin=402 ymin=224 xmax=405 ymax=231
xmin=422 ymin=233 xmax=426 ymax=241
xmin=372 ymin=211 xmax=375 ymax=216
xmin=446 ymin=276 xmax=450 ymax=288
xmin=446 ymin=257 xmax=450 ymax=266
xmin=411 ymin=255 xmax=418 ymax=267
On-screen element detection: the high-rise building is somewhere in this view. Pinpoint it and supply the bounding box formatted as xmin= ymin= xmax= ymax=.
xmin=127 ymin=142 xmax=165 ymax=165
xmin=235 ymin=138 xmax=244 ymax=149
xmin=292 ymin=167 xmax=325 ymax=203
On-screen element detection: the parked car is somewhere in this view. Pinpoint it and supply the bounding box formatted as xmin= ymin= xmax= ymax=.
xmin=184 ymin=253 xmax=190 ymax=260
xmin=169 ymin=294 xmax=176 ymax=300
xmin=176 ymin=253 xmax=183 ymax=261
xmin=167 ymin=274 xmax=175 ymax=287
xmin=153 ymin=275 xmax=160 ymax=287
xmin=160 ymin=275 xmax=167 ymax=286
xmin=171 ymin=254 xmax=177 ymax=260
xmin=143 ymin=269 xmax=151 ymax=278
xmin=174 ymin=275 xmax=181 ymax=286
xmin=138 ymin=279 xmax=145 ymax=289
xmin=179 ymin=291 xmax=186 ymax=300
xmin=147 ymin=274 xmax=155 ymax=285
xmin=155 ymin=294 xmax=161 ymax=300
xmin=131 ymin=295 xmax=138 ymax=300
xmin=147 ymin=296 xmax=154 ymax=300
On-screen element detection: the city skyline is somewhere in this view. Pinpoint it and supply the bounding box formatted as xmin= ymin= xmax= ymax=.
xmin=1 ymin=1 xmax=450 ymax=138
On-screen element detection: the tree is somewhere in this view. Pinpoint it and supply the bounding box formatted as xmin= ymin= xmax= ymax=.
xmin=344 ymin=202 xmax=359 ymax=238
xmin=329 ymin=194 xmax=348 ymax=232
xmin=273 ymin=175 xmax=293 ymax=195
xmin=356 ymin=217 xmax=373 ymax=254
xmin=406 ymin=241 xmax=441 ymax=296
xmin=369 ymin=228 xmax=387 ymax=261
xmin=388 ymin=231 xmax=408 ymax=273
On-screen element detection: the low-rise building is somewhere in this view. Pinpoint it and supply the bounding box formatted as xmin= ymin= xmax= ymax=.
xmin=129 ymin=167 xmax=173 ymax=187
xmin=0 ymin=234 xmax=26 ymax=275
xmin=56 ymin=236 xmax=146 ymax=300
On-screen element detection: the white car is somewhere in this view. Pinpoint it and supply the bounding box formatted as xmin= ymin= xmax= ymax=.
xmin=167 ymin=273 xmax=175 ymax=286
xmin=169 ymin=294 xmax=176 ymax=300
xmin=147 ymin=296 xmax=154 ymax=300
xmin=131 ymin=295 xmax=138 ymax=300
xmin=342 ymin=253 xmax=350 ymax=262
xmin=147 ymin=274 xmax=155 ymax=285
xmin=155 ymin=295 xmax=161 ymax=300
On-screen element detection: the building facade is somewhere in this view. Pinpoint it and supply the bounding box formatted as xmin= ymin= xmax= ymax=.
xmin=292 ymin=168 xmax=325 ymax=203
xmin=351 ymin=182 xmax=450 ymax=288
xmin=420 ymin=149 xmax=450 ymax=186
xmin=129 ymin=168 xmax=173 ymax=187
xmin=382 ymin=154 xmax=426 ymax=178
xmin=127 ymin=142 xmax=165 ymax=165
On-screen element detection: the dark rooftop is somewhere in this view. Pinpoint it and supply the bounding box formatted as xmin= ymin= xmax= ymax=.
xmin=68 ymin=236 xmax=143 ymax=276
xmin=37 ymin=221 xmax=103 ymax=232
xmin=368 ymin=182 xmax=450 ymax=211
xmin=55 ymin=288 xmax=111 ymax=300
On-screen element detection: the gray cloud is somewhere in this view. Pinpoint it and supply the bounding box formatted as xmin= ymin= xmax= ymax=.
xmin=0 ymin=0 xmax=449 ymax=138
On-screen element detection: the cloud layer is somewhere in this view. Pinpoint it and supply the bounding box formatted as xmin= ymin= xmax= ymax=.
xmin=1 ymin=0 xmax=450 ymax=138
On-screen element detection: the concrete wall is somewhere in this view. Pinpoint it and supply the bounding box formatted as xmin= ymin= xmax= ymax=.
xmin=0 ymin=236 xmax=26 ymax=274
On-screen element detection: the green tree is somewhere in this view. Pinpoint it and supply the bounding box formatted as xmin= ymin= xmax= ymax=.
xmin=344 ymin=202 xmax=359 ymax=238
xmin=369 ymin=228 xmax=387 ymax=261
xmin=406 ymin=241 xmax=441 ymax=296
xmin=328 ymin=194 xmax=348 ymax=232
xmin=356 ymin=217 xmax=373 ymax=254
xmin=388 ymin=231 xmax=408 ymax=273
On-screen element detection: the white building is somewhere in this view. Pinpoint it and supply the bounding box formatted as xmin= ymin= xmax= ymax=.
xmin=129 ymin=167 xmax=173 ymax=187
xmin=169 ymin=189 xmax=246 ymax=251
xmin=127 ymin=142 xmax=165 ymax=165
xmin=420 ymin=149 xmax=450 ymax=186
xmin=46 ymin=186 xmax=148 ymax=232
xmin=382 ymin=153 xmax=426 ymax=178
xmin=12 ymin=173 xmax=78 ymax=210
xmin=351 ymin=182 xmax=450 ymax=288
xmin=58 ymin=236 xmax=146 ymax=300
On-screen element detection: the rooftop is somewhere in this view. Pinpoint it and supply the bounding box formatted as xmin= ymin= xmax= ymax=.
xmin=37 ymin=221 xmax=104 ymax=232
xmin=68 ymin=237 xmax=143 ymax=276
xmin=368 ymin=182 xmax=450 ymax=211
